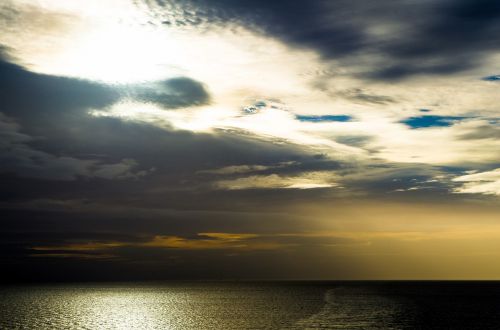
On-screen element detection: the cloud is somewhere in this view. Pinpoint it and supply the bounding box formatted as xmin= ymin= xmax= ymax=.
xmin=213 ymin=171 xmax=338 ymax=190
xmin=3 ymin=0 xmax=498 ymax=171
xmin=362 ymin=118 xmax=500 ymax=165
xmin=452 ymin=169 xmax=500 ymax=196
xmin=26 ymin=232 xmax=281 ymax=258
xmin=338 ymin=89 xmax=395 ymax=105
xmin=90 ymin=159 xmax=155 ymax=180
xmin=142 ymin=233 xmax=268 ymax=250
xmin=296 ymin=115 xmax=352 ymax=123
xmin=198 ymin=164 xmax=275 ymax=175
xmin=0 ymin=56 xmax=315 ymax=179
xmin=453 ymin=117 xmax=500 ymax=142
xmin=0 ymin=58 xmax=119 ymax=120
xmin=147 ymin=0 xmax=500 ymax=79
xmin=369 ymin=0 xmax=500 ymax=79
xmin=28 ymin=231 xmax=368 ymax=258
xmin=334 ymin=136 xmax=372 ymax=148
xmin=0 ymin=113 xmax=152 ymax=180
xmin=152 ymin=0 xmax=367 ymax=57
xmin=457 ymin=125 xmax=500 ymax=140
xmin=132 ymin=77 xmax=211 ymax=109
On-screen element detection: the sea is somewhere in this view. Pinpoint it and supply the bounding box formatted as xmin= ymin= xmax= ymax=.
xmin=1 ymin=281 xmax=500 ymax=329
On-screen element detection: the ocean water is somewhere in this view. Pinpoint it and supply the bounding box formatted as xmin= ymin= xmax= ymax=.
xmin=1 ymin=281 xmax=500 ymax=329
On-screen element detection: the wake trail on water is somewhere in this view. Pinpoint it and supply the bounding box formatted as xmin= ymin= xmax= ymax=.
xmin=285 ymin=286 xmax=409 ymax=330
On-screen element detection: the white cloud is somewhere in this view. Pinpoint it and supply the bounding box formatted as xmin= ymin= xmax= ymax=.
xmin=3 ymin=0 xmax=500 ymax=170
xmin=213 ymin=172 xmax=338 ymax=190
xmin=198 ymin=165 xmax=275 ymax=175
xmin=452 ymin=169 xmax=500 ymax=196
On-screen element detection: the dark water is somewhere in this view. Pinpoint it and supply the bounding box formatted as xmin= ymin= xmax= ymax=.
xmin=1 ymin=281 xmax=500 ymax=329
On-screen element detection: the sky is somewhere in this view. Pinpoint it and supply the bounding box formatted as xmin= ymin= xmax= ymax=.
xmin=1 ymin=0 xmax=500 ymax=281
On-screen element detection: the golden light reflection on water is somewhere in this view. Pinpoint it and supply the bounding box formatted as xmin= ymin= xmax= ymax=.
xmin=3 ymin=283 xmax=500 ymax=329
xmin=0 ymin=283 xmax=325 ymax=329
xmin=75 ymin=290 xmax=174 ymax=329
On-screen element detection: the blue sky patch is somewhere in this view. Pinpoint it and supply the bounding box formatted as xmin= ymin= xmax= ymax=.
xmin=400 ymin=115 xmax=467 ymax=129
xmin=296 ymin=115 xmax=352 ymax=122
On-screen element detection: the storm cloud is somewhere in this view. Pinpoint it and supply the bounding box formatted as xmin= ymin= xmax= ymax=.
xmin=149 ymin=0 xmax=500 ymax=78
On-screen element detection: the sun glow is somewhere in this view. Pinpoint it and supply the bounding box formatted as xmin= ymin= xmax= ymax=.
xmin=51 ymin=24 xmax=180 ymax=84
xmin=0 ymin=0 xmax=187 ymax=83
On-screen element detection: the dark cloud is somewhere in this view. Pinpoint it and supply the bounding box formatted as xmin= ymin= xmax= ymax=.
xmin=367 ymin=0 xmax=500 ymax=79
xmin=163 ymin=0 xmax=367 ymax=56
xmin=0 ymin=57 xmax=302 ymax=180
xmin=369 ymin=60 xmax=475 ymax=80
xmin=131 ymin=77 xmax=211 ymax=109
xmin=155 ymin=0 xmax=500 ymax=79
xmin=0 ymin=54 xmax=342 ymax=238
xmin=0 ymin=57 xmax=210 ymax=130
xmin=339 ymin=163 xmax=461 ymax=198
xmin=0 ymin=58 xmax=119 ymax=120
xmin=0 ymin=60 xmax=150 ymax=180
xmin=388 ymin=0 xmax=500 ymax=57
xmin=0 ymin=113 xmax=152 ymax=180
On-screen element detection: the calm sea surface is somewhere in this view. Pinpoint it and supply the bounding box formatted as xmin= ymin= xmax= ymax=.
xmin=1 ymin=281 xmax=500 ymax=329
